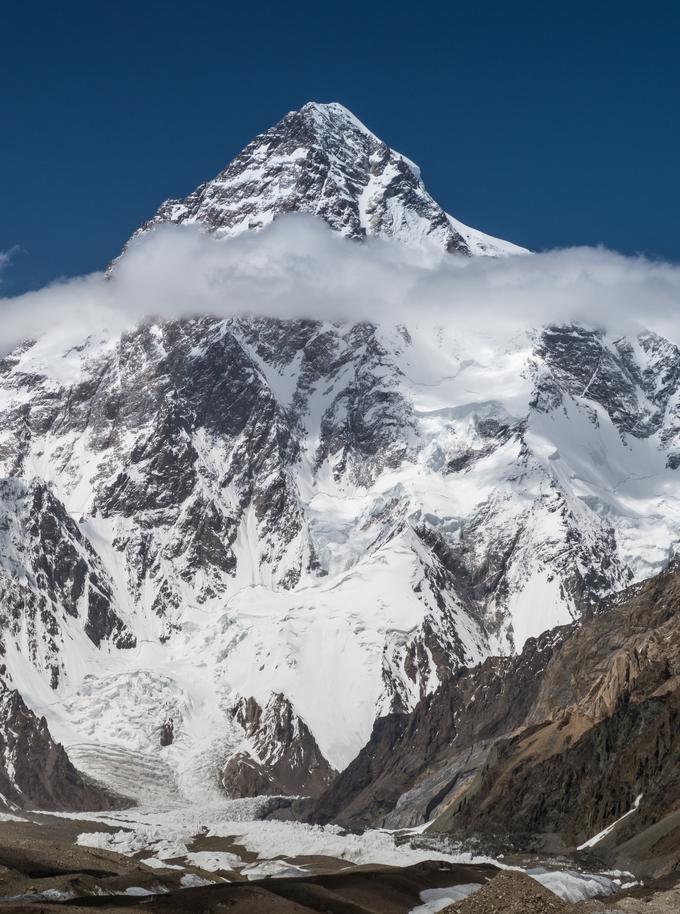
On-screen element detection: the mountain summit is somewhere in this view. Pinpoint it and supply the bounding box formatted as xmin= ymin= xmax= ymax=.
xmin=131 ymin=101 xmax=526 ymax=256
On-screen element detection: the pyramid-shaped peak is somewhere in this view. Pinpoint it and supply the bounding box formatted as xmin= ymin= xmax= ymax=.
xmin=126 ymin=103 xmax=526 ymax=258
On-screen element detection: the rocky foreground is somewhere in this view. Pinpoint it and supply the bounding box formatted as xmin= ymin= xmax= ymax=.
xmin=0 ymin=825 xmax=678 ymax=914
xmin=445 ymin=872 xmax=680 ymax=914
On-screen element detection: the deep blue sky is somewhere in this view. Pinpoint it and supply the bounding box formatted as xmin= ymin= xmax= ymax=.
xmin=2 ymin=0 xmax=679 ymax=295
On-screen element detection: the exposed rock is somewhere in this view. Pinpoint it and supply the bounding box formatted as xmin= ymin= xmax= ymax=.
xmin=0 ymin=679 xmax=119 ymax=811
xmin=312 ymin=563 xmax=680 ymax=877
xmin=159 ymin=717 xmax=174 ymax=747
xmin=311 ymin=626 xmax=567 ymax=828
xmin=444 ymin=871 xmax=567 ymax=914
xmin=127 ymin=102 xmax=525 ymax=258
xmin=222 ymin=694 xmax=336 ymax=798
xmin=430 ymin=565 xmax=680 ymax=863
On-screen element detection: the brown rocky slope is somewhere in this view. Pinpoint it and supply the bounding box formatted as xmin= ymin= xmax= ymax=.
xmin=0 ymin=679 xmax=120 ymax=812
xmin=310 ymin=562 xmax=680 ymax=874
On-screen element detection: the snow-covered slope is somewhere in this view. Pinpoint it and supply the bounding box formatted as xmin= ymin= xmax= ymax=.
xmin=1 ymin=104 xmax=678 ymax=803
xmin=3 ymin=316 xmax=680 ymax=789
xmin=127 ymin=102 xmax=526 ymax=257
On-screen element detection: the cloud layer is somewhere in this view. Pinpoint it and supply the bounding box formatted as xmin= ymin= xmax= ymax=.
xmin=1 ymin=215 xmax=680 ymax=356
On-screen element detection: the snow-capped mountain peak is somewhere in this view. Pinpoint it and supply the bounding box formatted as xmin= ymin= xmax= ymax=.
xmin=5 ymin=103 xmax=679 ymax=813
xmin=129 ymin=101 xmax=527 ymax=257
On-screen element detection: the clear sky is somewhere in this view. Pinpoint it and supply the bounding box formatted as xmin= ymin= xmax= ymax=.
xmin=2 ymin=0 xmax=679 ymax=295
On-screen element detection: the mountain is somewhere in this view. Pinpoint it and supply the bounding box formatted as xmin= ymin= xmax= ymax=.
xmin=0 ymin=679 xmax=119 ymax=812
xmin=311 ymin=563 xmax=680 ymax=878
xmin=1 ymin=102 xmax=680 ymax=806
xmin=221 ymin=693 xmax=336 ymax=798
xmin=126 ymin=101 xmax=526 ymax=257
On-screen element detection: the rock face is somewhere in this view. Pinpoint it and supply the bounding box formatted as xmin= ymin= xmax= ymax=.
xmin=0 ymin=679 xmax=118 ymax=811
xmin=431 ymin=567 xmax=680 ymax=861
xmin=311 ymin=563 xmax=680 ymax=875
xmin=159 ymin=717 xmax=174 ymax=747
xmin=128 ymin=102 xmax=526 ymax=257
xmin=3 ymin=103 xmax=680 ymax=803
xmin=311 ymin=625 xmax=568 ymax=829
xmin=222 ymin=694 xmax=336 ymax=798
xmin=0 ymin=478 xmax=134 ymax=689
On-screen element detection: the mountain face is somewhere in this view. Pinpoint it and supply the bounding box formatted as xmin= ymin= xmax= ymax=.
xmin=0 ymin=477 xmax=134 ymax=690
xmin=311 ymin=564 xmax=680 ymax=877
xmin=221 ymin=693 xmax=336 ymax=798
xmin=1 ymin=103 xmax=680 ymax=805
xmin=127 ymin=101 xmax=526 ymax=257
xmin=0 ymin=679 xmax=119 ymax=812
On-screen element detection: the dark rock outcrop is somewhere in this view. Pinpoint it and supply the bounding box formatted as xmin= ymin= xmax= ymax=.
xmin=0 ymin=680 xmax=120 ymax=811
xmin=222 ymin=694 xmax=336 ymax=798
xmin=311 ymin=563 xmax=680 ymax=875
xmin=159 ymin=717 xmax=174 ymax=747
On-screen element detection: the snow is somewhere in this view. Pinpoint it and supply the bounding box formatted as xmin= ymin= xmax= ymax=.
xmin=180 ymin=874 xmax=218 ymax=887
xmin=71 ymin=801 xmax=501 ymax=872
xmin=578 ymin=794 xmax=644 ymax=850
xmin=242 ymin=861 xmax=310 ymax=880
xmin=528 ymin=868 xmax=621 ymax=903
xmin=64 ymin=801 xmax=623 ymax=909
xmin=184 ymin=851 xmax=243 ymax=872
xmin=0 ymin=811 xmax=26 ymax=822
xmin=407 ymin=868 xmax=624 ymax=913
xmin=5 ymin=314 xmax=680 ymax=790
xmin=409 ymin=884 xmax=482 ymax=914
xmin=446 ymin=213 xmax=529 ymax=257
xmin=0 ymin=889 xmax=76 ymax=903
xmin=141 ymin=857 xmax=184 ymax=870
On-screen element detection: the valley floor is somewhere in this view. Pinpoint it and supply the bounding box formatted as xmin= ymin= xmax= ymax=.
xmin=0 ymin=799 xmax=662 ymax=914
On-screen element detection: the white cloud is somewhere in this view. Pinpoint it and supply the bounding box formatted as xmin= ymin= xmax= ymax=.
xmin=0 ymin=246 xmax=19 ymax=282
xmin=1 ymin=215 xmax=679 ymax=357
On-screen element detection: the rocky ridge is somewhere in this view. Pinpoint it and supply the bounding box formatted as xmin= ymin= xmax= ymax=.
xmin=128 ymin=101 xmax=526 ymax=257
xmin=0 ymin=679 xmax=118 ymax=812
xmin=310 ymin=563 xmax=680 ymax=877
xmin=221 ymin=693 xmax=336 ymax=798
